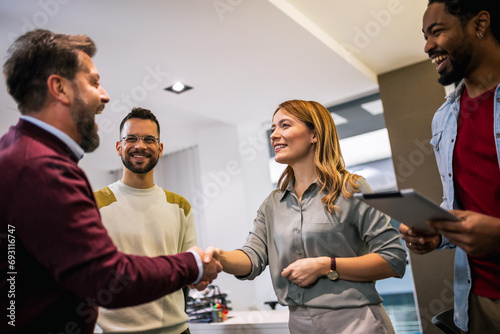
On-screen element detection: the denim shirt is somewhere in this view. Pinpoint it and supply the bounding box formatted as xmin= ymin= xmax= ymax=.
xmin=430 ymin=81 xmax=500 ymax=331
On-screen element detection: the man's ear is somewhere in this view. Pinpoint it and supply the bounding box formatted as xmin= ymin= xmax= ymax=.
xmin=46 ymin=74 xmax=71 ymax=105
xmin=116 ymin=141 xmax=122 ymax=156
xmin=158 ymin=142 xmax=164 ymax=158
xmin=474 ymin=11 xmax=490 ymax=36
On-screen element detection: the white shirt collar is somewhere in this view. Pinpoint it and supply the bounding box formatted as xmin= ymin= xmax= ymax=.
xmin=21 ymin=115 xmax=84 ymax=160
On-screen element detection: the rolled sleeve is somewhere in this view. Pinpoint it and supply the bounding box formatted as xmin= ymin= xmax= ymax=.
xmin=238 ymin=205 xmax=270 ymax=280
xmin=354 ymin=180 xmax=407 ymax=278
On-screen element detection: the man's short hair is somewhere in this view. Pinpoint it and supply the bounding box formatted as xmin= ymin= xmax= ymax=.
xmin=119 ymin=107 xmax=161 ymax=138
xmin=428 ymin=0 xmax=499 ymax=43
xmin=3 ymin=29 xmax=96 ymax=114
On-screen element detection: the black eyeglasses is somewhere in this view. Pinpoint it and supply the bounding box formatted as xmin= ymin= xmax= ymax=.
xmin=121 ymin=134 xmax=159 ymax=145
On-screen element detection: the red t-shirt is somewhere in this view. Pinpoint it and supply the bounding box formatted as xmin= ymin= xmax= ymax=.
xmin=454 ymin=87 xmax=500 ymax=299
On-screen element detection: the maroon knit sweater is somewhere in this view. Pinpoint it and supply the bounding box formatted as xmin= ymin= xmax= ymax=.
xmin=0 ymin=119 xmax=198 ymax=333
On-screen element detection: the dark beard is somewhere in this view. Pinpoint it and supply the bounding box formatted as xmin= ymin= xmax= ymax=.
xmin=121 ymin=154 xmax=159 ymax=174
xmin=76 ymin=116 xmax=100 ymax=153
xmin=71 ymin=89 xmax=100 ymax=153
xmin=437 ymin=39 xmax=473 ymax=86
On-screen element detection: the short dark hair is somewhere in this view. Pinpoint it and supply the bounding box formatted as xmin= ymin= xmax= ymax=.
xmin=428 ymin=0 xmax=500 ymax=42
xmin=3 ymin=29 xmax=97 ymax=114
xmin=119 ymin=107 xmax=161 ymax=138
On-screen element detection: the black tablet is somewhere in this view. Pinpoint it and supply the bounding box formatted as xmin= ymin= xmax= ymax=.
xmin=354 ymin=188 xmax=460 ymax=232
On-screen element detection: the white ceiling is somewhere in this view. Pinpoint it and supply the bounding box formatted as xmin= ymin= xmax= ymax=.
xmin=0 ymin=0 xmax=429 ymax=170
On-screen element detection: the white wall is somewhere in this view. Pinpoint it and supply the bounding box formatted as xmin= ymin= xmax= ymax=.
xmin=80 ymin=158 xmax=118 ymax=191
xmin=236 ymin=122 xmax=282 ymax=309
xmin=193 ymin=122 xmax=281 ymax=311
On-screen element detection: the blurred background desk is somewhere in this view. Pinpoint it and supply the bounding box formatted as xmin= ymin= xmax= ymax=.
xmin=189 ymin=310 xmax=289 ymax=334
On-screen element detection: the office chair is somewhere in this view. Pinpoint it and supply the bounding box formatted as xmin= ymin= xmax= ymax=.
xmin=431 ymin=308 xmax=461 ymax=334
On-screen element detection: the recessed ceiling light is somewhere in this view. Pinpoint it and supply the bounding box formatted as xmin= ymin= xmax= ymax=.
xmin=361 ymin=99 xmax=383 ymax=115
xmin=165 ymin=82 xmax=193 ymax=94
xmin=331 ymin=112 xmax=348 ymax=125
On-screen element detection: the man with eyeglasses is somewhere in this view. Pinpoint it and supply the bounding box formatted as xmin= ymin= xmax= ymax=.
xmin=94 ymin=107 xmax=199 ymax=334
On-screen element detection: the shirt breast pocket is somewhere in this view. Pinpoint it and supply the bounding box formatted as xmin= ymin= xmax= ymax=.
xmin=304 ymin=219 xmax=345 ymax=255
xmin=430 ymin=130 xmax=445 ymax=179
xmin=430 ymin=130 xmax=442 ymax=152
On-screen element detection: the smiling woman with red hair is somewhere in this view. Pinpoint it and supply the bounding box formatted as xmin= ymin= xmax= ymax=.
xmin=213 ymin=99 xmax=406 ymax=334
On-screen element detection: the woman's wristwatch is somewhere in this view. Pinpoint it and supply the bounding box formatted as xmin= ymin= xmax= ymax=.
xmin=327 ymin=257 xmax=339 ymax=281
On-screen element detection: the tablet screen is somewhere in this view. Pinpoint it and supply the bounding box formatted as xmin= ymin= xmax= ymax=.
xmin=354 ymin=189 xmax=459 ymax=232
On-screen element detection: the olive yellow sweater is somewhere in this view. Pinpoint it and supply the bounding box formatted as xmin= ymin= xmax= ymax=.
xmin=95 ymin=181 xmax=197 ymax=334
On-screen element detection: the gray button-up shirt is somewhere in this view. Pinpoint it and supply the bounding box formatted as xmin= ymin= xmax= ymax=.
xmin=239 ymin=178 xmax=406 ymax=309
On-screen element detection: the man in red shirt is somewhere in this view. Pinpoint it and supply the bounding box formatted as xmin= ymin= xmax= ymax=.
xmin=400 ymin=1 xmax=500 ymax=332
xmin=0 ymin=29 xmax=221 ymax=333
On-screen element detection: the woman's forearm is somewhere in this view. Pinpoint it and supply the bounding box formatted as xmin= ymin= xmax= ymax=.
xmin=336 ymin=253 xmax=398 ymax=282
xmin=218 ymin=249 xmax=252 ymax=276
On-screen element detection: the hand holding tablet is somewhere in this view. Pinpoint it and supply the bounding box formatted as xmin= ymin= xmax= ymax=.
xmin=354 ymin=189 xmax=460 ymax=232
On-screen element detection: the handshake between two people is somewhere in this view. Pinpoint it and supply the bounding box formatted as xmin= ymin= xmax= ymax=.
xmin=188 ymin=246 xmax=223 ymax=291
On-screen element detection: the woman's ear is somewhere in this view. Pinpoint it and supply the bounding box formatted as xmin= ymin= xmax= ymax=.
xmin=312 ymin=134 xmax=317 ymax=144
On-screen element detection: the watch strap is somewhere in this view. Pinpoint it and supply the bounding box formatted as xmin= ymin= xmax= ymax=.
xmin=331 ymin=257 xmax=336 ymax=271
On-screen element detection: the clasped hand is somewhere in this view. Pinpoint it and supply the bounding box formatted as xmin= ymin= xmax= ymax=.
xmin=281 ymin=257 xmax=327 ymax=288
xmin=188 ymin=246 xmax=222 ymax=290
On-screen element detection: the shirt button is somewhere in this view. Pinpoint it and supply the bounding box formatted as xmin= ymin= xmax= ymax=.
xmin=448 ymin=173 xmax=452 ymax=177
xmin=451 ymin=139 xmax=454 ymax=143
xmin=496 ymin=133 xmax=500 ymax=138
xmin=298 ymin=293 xmax=302 ymax=297
xmin=295 ymin=229 xmax=300 ymax=233
xmin=297 ymin=251 xmax=302 ymax=255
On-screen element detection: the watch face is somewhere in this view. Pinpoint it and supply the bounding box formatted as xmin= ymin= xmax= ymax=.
xmin=327 ymin=270 xmax=339 ymax=281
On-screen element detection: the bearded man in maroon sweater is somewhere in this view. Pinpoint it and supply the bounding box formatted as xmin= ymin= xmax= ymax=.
xmin=0 ymin=29 xmax=221 ymax=334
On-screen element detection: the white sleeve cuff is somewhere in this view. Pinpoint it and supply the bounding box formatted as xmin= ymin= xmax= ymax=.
xmin=187 ymin=249 xmax=203 ymax=284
